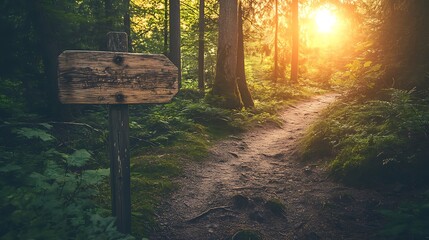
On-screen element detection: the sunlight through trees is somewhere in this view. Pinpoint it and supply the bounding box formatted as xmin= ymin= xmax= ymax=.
xmin=1 ymin=0 xmax=429 ymax=239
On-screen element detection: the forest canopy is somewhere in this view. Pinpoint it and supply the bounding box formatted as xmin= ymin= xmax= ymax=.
xmin=1 ymin=0 xmax=428 ymax=117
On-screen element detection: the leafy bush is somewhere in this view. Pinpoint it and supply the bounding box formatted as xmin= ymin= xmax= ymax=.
xmin=379 ymin=192 xmax=429 ymax=239
xmin=300 ymin=89 xmax=429 ymax=185
xmin=0 ymin=125 xmax=133 ymax=240
xmin=331 ymin=59 xmax=384 ymax=96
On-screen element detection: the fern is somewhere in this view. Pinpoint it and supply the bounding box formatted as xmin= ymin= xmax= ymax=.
xmin=13 ymin=127 xmax=55 ymax=141
xmin=301 ymin=89 xmax=429 ymax=185
xmin=67 ymin=149 xmax=91 ymax=167
xmin=379 ymin=194 xmax=429 ymax=239
xmin=0 ymin=126 xmax=134 ymax=240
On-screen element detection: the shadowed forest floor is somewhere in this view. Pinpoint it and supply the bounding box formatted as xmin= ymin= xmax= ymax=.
xmin=150 ymin=94 xmax=397 ymax=240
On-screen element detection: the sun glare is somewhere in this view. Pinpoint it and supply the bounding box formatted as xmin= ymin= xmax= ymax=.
xmin=314 ymin=7 xmax=337 ymax=33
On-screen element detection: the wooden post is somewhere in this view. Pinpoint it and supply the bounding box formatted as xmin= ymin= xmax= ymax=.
xmin=58 ymin=31 xmax=178 ymax=236
xmin=107 ymin=32 xmax=131 ymax=234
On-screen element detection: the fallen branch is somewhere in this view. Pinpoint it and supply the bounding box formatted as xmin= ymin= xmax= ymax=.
xmin=0 ymin=121 xmax=103 ymax=134
xmin=186 ymin=206 xmax=234 ymax=223
xmin=228 ymin=151 xmax=239 ymax=158
xmin=48 ymin=121 xmax=104 ymax=133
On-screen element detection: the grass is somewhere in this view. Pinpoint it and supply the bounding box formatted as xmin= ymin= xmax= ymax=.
xmin=378 ymin=192 xmax=429 ymax=239
xmin=300 ymin=88 xmax=429 ymax=186
xmin=299 ymin=88 xmax=429 ymax=239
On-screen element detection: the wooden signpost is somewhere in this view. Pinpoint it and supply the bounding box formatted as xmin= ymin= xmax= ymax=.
xmin=57 ymin=32 xmax=179 ymax=234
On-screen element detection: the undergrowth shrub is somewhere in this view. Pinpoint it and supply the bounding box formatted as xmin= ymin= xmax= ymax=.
xmin=300 ymin=88 xmax=429 ymax=185
xmin=0 ymin=125 xmax=133 ymax=240
xmin=379 ymin=192 xmax=429 ymax=239
xmin=331 ymin=59 xmax=384 ymax=94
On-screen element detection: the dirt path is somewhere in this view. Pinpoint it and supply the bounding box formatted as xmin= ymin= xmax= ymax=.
xmin=151 ymin=94 xmax=386 ymax=240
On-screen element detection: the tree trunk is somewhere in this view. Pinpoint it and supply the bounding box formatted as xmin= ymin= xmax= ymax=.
xmin=101 ymin=0 xmax=114 ymax=50
xmin=213 ymin=0 xmax=242 ymax=109
xmin=123 ymin=0 xmax=132 ymax=50
xmin=29 ymin=1 xmax=62 ymax=119
xmin=105 ymin=0 xmax=114 ymax=26
xmin=273 ymin=0 xmax=278 ymax=82
xmin=290 ymin=0 xmax=299 ymax=83
xmin=237 ymin=2 xmax=254 ymax=108
xmin=169 ymin=0 xmax=181 ymax=86
xmin=163 ymin=0 xmax=169 ymax=55
xmin=198 ymin=0 xmax=205 ymax=94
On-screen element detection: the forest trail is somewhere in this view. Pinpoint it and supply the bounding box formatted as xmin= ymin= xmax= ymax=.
xmin=152 ymin=94 xmax=385 ymax=240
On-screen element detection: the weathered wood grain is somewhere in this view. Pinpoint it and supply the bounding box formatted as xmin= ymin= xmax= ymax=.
xmin=106 ymin=32 xmax=131 ymax=234
xmin=58 ymin=50 xmax=179 ymax=104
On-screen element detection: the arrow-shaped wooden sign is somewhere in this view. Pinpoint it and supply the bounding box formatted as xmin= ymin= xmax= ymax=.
xmin=58 ymin=51 xmax=179 ymax=104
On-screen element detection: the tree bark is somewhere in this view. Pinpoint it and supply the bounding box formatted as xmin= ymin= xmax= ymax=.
xmin=169 ymin=0 xmax=181 ymax=86
xmin=123 ymin=0 xmax=132 ymax=50
xmin=198 ymin=0 xmax=205 ymax=94
xmin=237 ymin=2 xmax=254 ymax=108
xmin=101 ymin=0 xmax=114 ymax=50
xmin=213 ymin=0 xmax=242 ymax=109
xmin=290 ymin=0 xmax=299 ymax=83
xmin=273 ymin=0 xmax=278 ymax=82
xmin=164 ymin=0 xmax=169 ymax=55
xmin=107 ymin=32 xmax=131 ymax=235
xmin=105 ymin=0 xmax=114 ymax=26
xmin=29 ymin=1 xmax=62 ymax=119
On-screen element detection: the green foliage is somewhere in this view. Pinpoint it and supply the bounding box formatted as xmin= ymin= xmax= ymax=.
xmin=131 ymin=0 xmax=167 ymax=53
xmin=379 ymin=192 xmax=429 ymax=239
xmin=129 ymin=155 xmax=180 ymax=235
xmin=300 ymin=89 xmax=429 ymax=185
xmin=14 ymin=127 xmax=55 ymax=142
xmin=377 ymin=0 xmax=429 ymax=89
xmin=180 ymin=0 xmax=219 ymax=83
xmin=244 ymin=55 xmax=322 ymax=123
xmin=0 ymin=79 xmax=25 ymax=117
xmin=0 ymin=126 xmax=133 ymax=240
xmin=67 ymin=149 xmax=92 ymax=167
xmin=331 ymin=59 xmax=384 ymax=94
xmin=131 ymin=0 xmax=219 ymax=83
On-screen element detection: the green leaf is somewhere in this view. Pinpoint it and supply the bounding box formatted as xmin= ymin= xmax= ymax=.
xmin=14 ymin=127 xmax=54 ymax=142
xmin=81 ymin=168 xmax=109 ymax=185
xmin=0 ymin=164 xmax=22 ymax=173
xmin=67 ymin=149 xmax=91 ymax=167
xmin=44 ymin=148 xmax=68 ymax=160
xmin=29 ymin=172 xmax=50 ymax=189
